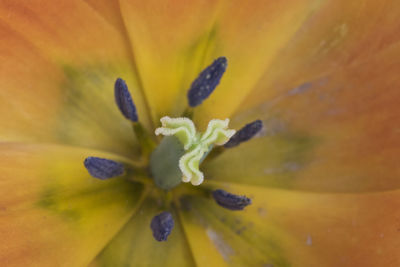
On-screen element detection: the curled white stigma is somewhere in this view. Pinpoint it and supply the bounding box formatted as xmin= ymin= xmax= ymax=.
xmin=155 ymin=117 xmax=235 ymax=185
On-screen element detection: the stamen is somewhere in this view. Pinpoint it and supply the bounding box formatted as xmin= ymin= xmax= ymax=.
xmin=187 ymin=57 xmax=227 ymax=107
xmin=224 ymin=120 xmax=263 ymax=148
xmin=84 ymin=157 xmax=124 ymax=180
xmin=114 ymin=78 xmax=156 ymax=156
xmin=114 ymin=78 xmax=138 ymax=122
xmin=150 ymin=211 xmax=174 ymax=241
xmin=212 ymin=189 xmax=252 ymax=210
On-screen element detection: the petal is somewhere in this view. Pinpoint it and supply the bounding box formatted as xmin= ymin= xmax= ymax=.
xmin=194 ymin=0 xmax=323 ymax=127
xmin=178 ymin=182 xmax=400 ymax=266
xmin=119 ymin=0 xmax=224 ymax=120
xmin=120 ymin=0 xmax=323 ymax=125
xmin=177 ymin=191 xmax=294 ymax=267
xmin=83 ymin=0 xmax=126 ymax=31
xmin=90 ymin=195 xmax=195 ymax=267
xmin=205 ymin=43 xmax=400 ymax=192
xmin=0 ymin=1 xmax=151 ymax=156
xmin=0 ymin=143 xmax=147 ymax=266
xmin=240 ymin=0 xmax=400 ymax=110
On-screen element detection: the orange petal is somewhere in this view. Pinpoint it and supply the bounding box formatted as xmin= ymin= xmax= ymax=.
xmin=0 ymin=143 xmax=147 ymax=266
xmin=0 ymin=1 xmax=151 ymax=156
xmin=195 ymin=0 xmax=323 ymax=127
xmin=205 ymin=43 xmax=400 ymax=192
xmin=90 ymin=194 xmax=194 ymax=267
xmin=240 ymin=0 xmax=400 ymax=110
xmin=83 ymin=0 xmax=127 ymax=31
xmin=178 ymin=182 xmax=400 ymax=266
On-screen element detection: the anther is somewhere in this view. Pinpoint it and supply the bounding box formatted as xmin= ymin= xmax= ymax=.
xmin=212 ymin=189 xmax=252 ymax=211
xmin=150 ymin=211 xmax=174 ymax=241
xmin=84 ymin=157 xmax=125 ymax=180
xmin=187 ymin=57 xmax=227 ymax=107
xmin=114 ymin=78 xmax=138 ymax=122
xmin=224 ymin=120 xmax=263 ymax=148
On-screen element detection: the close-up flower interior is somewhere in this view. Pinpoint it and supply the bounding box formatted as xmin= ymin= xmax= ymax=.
xmin=1 ymin=1 xmax=400 ymax=267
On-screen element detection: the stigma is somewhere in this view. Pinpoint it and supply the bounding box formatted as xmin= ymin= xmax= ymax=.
xmin=154 ymin=116 xmax=235 ymax=186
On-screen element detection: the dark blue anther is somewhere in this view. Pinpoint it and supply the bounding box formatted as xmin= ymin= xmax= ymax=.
xmin=187 ymin=57 xmax=228 ymax=107
xmin=212 ymin=189 xmax=251 ymax=211
xmin=84 ymin=157 xmax=125 ymax=180
xmin=114 ymin=78 xmax=138 ymax=122
xmin=150 ymin=211 xmax=174 ymax=241
xmin=224 ymin=120 xmax=263 ymax=148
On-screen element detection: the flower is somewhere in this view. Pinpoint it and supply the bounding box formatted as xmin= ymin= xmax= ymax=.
xmin=1 ymin=1 xmax=400 ymax=266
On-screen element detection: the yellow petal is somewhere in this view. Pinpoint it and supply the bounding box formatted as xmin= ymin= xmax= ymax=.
xmin=120 ymin=0 xmax=325 ymax=126
xmin=205 ymin=43 xmax=400 ymax=192
xmin=119 ymin=0 xmax=225 ymax=120
xmin=179 ymin=182 xmax=400 ymax=266
xmin=0 ymin=1 xmax=151 ymax=156
xmin=90 ymin=194 xmax=194 ymax=267
xmin=0 ymin=143 xmax=147 ymax=266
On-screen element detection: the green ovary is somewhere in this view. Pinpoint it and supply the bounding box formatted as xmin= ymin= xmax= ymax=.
xmin=155 ymin=116 xmax=235 ymax=186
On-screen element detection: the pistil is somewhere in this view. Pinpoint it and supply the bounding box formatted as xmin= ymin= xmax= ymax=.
xmin=151 ymin=116 xmax=235 ymax=188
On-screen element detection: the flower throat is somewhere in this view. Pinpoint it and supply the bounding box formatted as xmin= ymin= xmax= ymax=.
xmin=84 ymin=57 xmax=262 ymax=241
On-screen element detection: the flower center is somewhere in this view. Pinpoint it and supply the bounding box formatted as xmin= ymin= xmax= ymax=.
xmin=83 ymin=57 xmax=263 ymax=241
